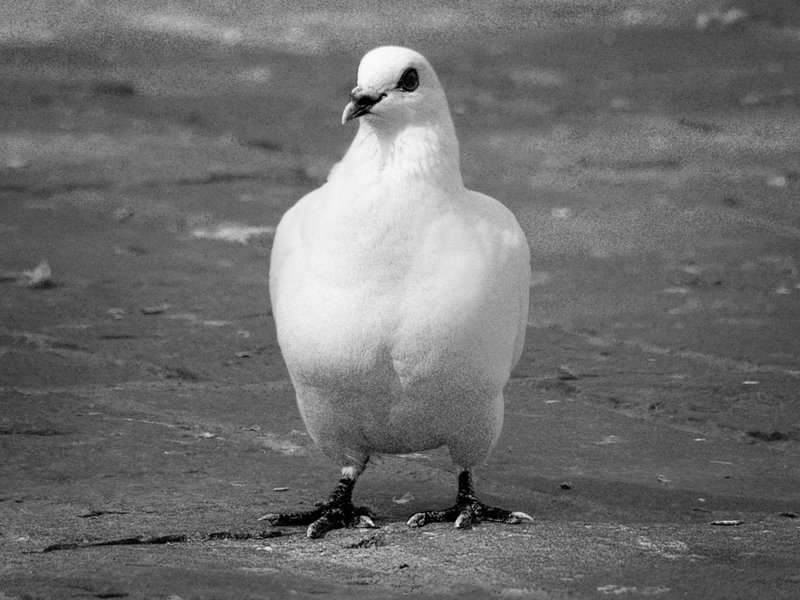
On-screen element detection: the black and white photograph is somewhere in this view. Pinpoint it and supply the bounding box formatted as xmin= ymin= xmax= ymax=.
xmin=1 ymin=1 xmax=799 ymax=598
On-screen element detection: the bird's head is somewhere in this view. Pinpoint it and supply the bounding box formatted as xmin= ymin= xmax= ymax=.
xmin=341 ymin=46 xmax=450 ymax=130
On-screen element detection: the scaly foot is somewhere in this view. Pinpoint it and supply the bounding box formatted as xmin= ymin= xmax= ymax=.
xmin=407 ymin=470 xmax=533 ymax=529
xmin=259 ymin=477 xmax=376 ymax=538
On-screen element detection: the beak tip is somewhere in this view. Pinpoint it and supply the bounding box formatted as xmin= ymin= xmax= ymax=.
xmin=342 ymin=85 xmax=363 ymax=125
xmin=341 ymin=102 xmax=355 ymax=125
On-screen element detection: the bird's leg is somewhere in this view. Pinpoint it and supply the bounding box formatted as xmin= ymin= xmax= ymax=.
xmin=259 ymin=466 xmax=376 ymax=538
xmin=407 ymin=469 xmax=533 ymax=529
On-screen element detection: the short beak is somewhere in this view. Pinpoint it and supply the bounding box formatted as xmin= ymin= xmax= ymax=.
xmin=341 ymin=87 xmax=386 ymax=124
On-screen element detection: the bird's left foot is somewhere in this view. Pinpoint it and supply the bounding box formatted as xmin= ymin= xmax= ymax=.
xmin=406 ymin=470 xmax=533 ymax=529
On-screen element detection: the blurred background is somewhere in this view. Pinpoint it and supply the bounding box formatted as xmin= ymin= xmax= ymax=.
xmin=2 ymin=0 xmax=799 ymax=393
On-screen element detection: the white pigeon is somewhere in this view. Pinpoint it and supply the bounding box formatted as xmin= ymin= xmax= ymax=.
xmin=265 ymin=46 xmax=532 ymax=538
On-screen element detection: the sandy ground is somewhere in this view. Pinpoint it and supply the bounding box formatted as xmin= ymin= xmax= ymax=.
xmin=2 ymin=2 xmax=800 ymax=598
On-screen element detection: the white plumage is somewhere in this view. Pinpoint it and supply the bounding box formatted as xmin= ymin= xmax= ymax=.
xmin=267 ymin=46 xmax=532 ymax=537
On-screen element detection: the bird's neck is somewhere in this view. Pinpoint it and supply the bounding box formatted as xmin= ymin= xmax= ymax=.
xmin=334 ymin=117 xmax=463 ymax=191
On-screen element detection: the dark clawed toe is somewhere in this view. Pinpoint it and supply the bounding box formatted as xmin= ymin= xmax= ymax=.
xmin=407 ymin=505 xmax=460 ymax=528
xmin=306 ymin=513 xmax=337 ymax=539
xmin=306 ymin=505 xmax=376 ymax=539
xmin=257 ymin=508 xmax=324 ymax=526
xmin=505 ymin=511 xmax=535 ymax=524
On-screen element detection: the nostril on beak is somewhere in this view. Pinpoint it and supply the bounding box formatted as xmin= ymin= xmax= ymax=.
xmin=351 ymin=90 xmax=386 ymax=107
xmin=342 ymin=88 xmax=387 ymax=123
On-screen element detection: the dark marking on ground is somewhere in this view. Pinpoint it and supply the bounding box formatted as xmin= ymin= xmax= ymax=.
xmin=41 ymin=530 xmax=284 ymax=553
xmin=93 ymin=81 xmax=137 ymax=97
xmin=747 ymin=429 xmax=799 ymax=442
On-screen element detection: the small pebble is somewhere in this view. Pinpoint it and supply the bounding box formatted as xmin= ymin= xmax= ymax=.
xmin=141 ymin=303 xmax=171 ymax=315
xmin=557 ymin=365 xmax=578 ymax=380
xmin=6 ymin=156 xmax=28 ymax=169
xmin=393 ymin=492 xmax=415 ymax=504
xmin=113 ymin=207 xmax=134 ymax=222
xmin=21 ymin=261 xmax=54 ymax=288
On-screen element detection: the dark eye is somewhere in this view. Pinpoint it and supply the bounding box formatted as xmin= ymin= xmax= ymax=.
xmin=397 ymin=68 xmax=419 ymax=92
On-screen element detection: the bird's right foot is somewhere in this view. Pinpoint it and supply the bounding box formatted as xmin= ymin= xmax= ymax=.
xmin=258 ymin=477 xmax=376 ymax=538
xmin=259 ymin=503 xmax=375 ymax=538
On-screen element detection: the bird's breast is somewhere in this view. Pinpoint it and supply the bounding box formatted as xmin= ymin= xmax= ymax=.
xmin=270 ymin=182 xmax=524 ymax=400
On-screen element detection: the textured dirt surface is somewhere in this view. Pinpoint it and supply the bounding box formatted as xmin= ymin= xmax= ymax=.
xmin=2 ymin=2 xmax=800 ymax=599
